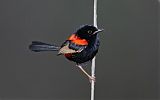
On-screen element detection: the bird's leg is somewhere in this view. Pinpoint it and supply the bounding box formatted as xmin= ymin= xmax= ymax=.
xmin=77 ymin=65 xmax=96 ymax=82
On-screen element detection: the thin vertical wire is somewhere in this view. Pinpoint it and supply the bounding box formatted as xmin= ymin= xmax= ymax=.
xmin=91 ymin=0 xmax=97 ymax=100
xmin=94 ymin=0 xmax=97 ymax=28
xmin=91 ymin=57 xmax=96 ymax=100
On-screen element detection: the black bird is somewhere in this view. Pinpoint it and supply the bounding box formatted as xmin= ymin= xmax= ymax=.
xmin=29 ymin=25 xmax=103 ymax=82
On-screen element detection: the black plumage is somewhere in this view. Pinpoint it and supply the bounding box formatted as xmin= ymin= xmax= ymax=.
xmin=29 ymin=25 xmax=103 ymax=81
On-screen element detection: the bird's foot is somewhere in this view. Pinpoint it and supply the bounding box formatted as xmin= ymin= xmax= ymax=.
xmin=89 ymin=76 xmax=96 ymax=83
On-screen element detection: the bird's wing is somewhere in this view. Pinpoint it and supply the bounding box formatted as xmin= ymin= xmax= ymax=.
xmin=58 ymin=40 xmax=87 ymax=55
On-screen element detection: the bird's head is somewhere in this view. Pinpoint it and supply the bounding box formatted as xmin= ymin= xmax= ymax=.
xmin=76 ymin=25 xmax=103 ymax=39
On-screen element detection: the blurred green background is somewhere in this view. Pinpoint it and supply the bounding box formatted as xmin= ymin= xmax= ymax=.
xmin=0 ymin=0 xmax=159 ymax=100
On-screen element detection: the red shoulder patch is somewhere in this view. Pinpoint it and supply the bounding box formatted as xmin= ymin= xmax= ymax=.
xmin=64 ymin=53 xmax=72 ymax=58
xmin=68 ymin=34 xmax=88 ymax=45
xmin=68 ymin=34 xmax=76 ymax=40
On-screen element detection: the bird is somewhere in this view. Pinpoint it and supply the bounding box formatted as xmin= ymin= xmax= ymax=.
xmin=29 ymin=25 xmax=103 ymax=82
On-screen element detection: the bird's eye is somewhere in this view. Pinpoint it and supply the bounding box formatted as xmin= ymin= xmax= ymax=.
xmin=88 ymin=30 xmax=92 ymax=34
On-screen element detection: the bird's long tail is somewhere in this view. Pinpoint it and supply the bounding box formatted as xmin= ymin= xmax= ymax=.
xmin=29 ymin=41 xmax=60 ymax=52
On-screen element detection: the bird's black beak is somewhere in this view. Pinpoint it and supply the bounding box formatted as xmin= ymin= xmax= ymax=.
xmin=93 ymin=29 xmax=104 ymax=34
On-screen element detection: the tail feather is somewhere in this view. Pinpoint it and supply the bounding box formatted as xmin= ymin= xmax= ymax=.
xmin=29 ymin=41 xmax=59 ymax=52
